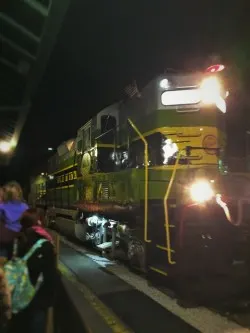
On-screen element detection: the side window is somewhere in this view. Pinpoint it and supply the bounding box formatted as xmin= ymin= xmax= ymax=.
xmin=83 ymin=127 xmax=91 ymax=151
xmin=108 ymin=148 xmax=129 ymax=171
xmin=97 ymin=148 xmax=115 ymax=172
xmin=77 ymin=140 xmax=82 ymax=153
xmin=100 ymin=115 xmax=116 ymax=143
xmin=147 ymin=132 xmax=165 ymax=166
xmin=55 ymin=155 xmax=59 ymax=169
xmin=127 ymin=132 xmax=179 ymax=168
xmin=129 ymin=140 xmax=144 ymax=168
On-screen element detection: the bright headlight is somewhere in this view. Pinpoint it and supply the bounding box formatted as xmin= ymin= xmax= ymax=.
xmin=190 ymin=181 xmax=214 ymax=203
xmin=159 ymin=78 xmax=169 ymax=89
xmin=0 ymin=141 xmax=12 ymax=153
xmin=200 ymin=77 xmax=221 ymax=105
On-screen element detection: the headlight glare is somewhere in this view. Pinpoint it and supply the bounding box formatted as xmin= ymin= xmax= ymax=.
xmin=200 ymin=77 xmax=221 ymax=105
xmin=190 ymin=180 xmax=214 ymax=203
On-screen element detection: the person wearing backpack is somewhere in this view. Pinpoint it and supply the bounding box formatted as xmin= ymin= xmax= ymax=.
xmin=0 ymin=182 xmax=28 ymax=258
xmin=6 ymin=208 xmax=59 ymax=333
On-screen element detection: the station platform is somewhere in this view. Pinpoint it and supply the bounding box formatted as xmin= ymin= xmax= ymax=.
xmin=57 ymin=239 xmax=248 ymax=333
xmin=55 ymin=275 xmax=113 ymax=333
xmin=59 ymin=242 xmax=198 ymax=333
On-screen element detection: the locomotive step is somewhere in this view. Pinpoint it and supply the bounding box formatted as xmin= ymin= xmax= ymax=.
xmin=96 ymin=241 xmax=112 ymax=249
xmin=96 ymin=241 xmax=119 ymax=250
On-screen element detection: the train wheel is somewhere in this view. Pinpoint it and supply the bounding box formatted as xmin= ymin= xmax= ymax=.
xmin=93 ymin=231 xmax=103 ymax=246
xmin=127 ymin=239 xmax=146 ymax=273
xmin=75 ymin=217 xmax=87 ymax=242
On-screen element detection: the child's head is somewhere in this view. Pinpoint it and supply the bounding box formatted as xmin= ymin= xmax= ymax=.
xmin=3 ymin=181 xmax=23 ymax=202
xmin=20 ymin=208 xmax=45 ymax=231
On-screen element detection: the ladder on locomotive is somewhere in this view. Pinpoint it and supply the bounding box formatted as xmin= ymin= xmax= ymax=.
xmin=127 ymin=118 xmax=177 ymax=274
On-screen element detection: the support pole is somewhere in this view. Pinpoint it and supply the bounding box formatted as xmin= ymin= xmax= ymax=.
xmin=103 ymin=224 xmax=107 ymax=243
xmin=23 ymin=0 xmax=49 ymax=17
xmin=0 ymin=13 xmax=40 ymax=43
xmin=55 ymin=233 xmax=60 ymax=268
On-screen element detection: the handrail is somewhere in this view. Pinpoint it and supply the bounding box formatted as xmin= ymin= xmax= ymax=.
xmin=163 ymin=149 xmax=184 ymax=265
xmin=127 ymin=118 xmax=151 ymax=243
xmin=216 ymin=194 xmax=250 ymax=226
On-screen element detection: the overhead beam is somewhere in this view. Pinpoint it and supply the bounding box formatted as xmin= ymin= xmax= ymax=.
xmin=0 ymin=57 xmax=30 ymax=76
xmin=0 ymin=104 xmax=30 ymax=165
xmin=1 ymin=0 xmax=70 ymax=165
xmin=23 ymin=0 xmax=49 ymax=17
xmin=23 ymin=0 xmax=71 ymax=100
xmin=0 ymin=57 xmax=20 ymax=74
xmin=0 ymin=34 xmax=36 ymax=61
xmin=0 ymin=130 xmax=15 ymax=139
xmin=0 ymin=13 xmax=40 ymax=43
xmin=12 ymin=107 xmax=29 ymax=150
xmin=0 ymin=104 xmax=31 ymax=112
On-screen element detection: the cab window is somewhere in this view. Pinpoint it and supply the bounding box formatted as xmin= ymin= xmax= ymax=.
xmin=77 ymin=140 xmax=82 ymax=153
xmin=100 ymin=115 xmax=116 ymax=143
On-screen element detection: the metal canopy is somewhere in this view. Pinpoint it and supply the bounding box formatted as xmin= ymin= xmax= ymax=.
xmin=0 ymin=0 xmax=70 ymax=165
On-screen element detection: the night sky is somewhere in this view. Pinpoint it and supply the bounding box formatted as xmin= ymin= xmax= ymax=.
xmin=2 ymin=0 xmax=250 ymax=186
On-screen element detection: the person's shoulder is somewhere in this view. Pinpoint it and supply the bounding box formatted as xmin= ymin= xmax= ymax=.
xmin=25 ymin=228 xmax=38 ymax=240
xmin=27 ymin=236 xmax=55 ymax=260
xmin=40 ymin=238 xmax=53 ymax=247
xmin=3 ymin=200 xmax=26 ymax=208
xmin=38 ymin=240 xmax=56 ymax=263
xmin=39 ymin=239 xmax=55 ymax=254
xmin=21 ymin=202 xmax=29 ymax=209
xmin=0 ymin=202 xmax=6 ymax=215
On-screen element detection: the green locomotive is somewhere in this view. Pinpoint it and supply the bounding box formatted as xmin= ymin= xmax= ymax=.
xmin=30 ymin=64 xmax=250 ymax=302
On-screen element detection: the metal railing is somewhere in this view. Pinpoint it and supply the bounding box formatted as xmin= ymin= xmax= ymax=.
xmin=127 ymin=118 xmax=151 ymax=244
xmin=159 ymin=150 xmax=185 ymax=265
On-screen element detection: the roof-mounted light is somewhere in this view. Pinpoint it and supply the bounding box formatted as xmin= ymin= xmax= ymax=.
xmin=205 ymin=64 xmax=225 ymax=73
xmin=159 ymin=78 xmax=170 ymax=89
